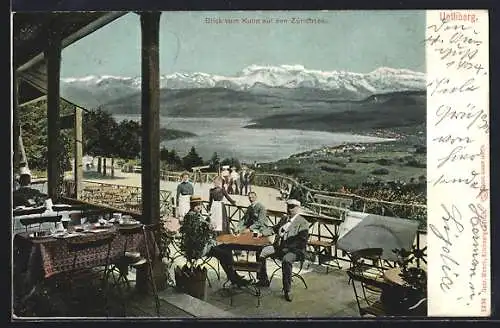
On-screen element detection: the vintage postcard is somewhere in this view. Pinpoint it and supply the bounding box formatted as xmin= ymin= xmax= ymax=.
xmin=11 ymin=9 xmax=490 ymax=319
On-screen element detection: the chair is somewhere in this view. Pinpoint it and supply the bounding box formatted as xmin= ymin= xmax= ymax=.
xmin=306 ymin=236 xmax=341 ymax=273
xmin=347 ymin=248 xmax=384 ymax=282
xmin=347 ymin=248 xmax=384 ymax=303
xmin=223 ymin=250 xmax=262 ymax=307
xmin=269 ymin=255 xmax=308 ymax=290
xmin=64 ymin=232 xmax=117 ymax=316
xmin=200 ymin=256 xmax=221 ymax=287
xmin=109 ymin=225 xmax=145 ymax=289
xmin=135 ymin=223 xmax=161 ymax=316
xmin=19 ymin=215 xmax=62 ymax=232
xmin=346 ymin=269 xmax=388 ymax=317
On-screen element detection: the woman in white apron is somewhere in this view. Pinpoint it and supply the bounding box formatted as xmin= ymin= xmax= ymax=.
xmin=208 ymin=176 xmax=236 ymax=234
xmin=176 ymin=172 xmax=194 ymax=221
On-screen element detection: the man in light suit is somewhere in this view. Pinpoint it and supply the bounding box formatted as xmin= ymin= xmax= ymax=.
xmin=235 ymin=192 xmax=273 ymax=236
xmin=258 ymin=199 xmax=309 ymax=302
xmin=235 ymin=192 xmax=273 ymax=285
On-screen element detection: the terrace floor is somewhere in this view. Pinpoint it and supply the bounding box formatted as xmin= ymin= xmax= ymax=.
xmin=13 ymin=253 xmax=361 ymax=319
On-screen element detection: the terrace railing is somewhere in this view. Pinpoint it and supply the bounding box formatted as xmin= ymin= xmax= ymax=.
xmin=59 ymin=172 xmax=427 ymax=269
xmin=200 ymin=201 xmax=427 ymax=269
xmin=253 ymin=172 xmax=427 ymax=230
xmin=63 ymin=180 xmax=173 ymax=217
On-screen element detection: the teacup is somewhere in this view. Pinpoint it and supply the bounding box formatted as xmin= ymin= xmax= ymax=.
xmin=56 ymin=222 xmax=65 ymax=232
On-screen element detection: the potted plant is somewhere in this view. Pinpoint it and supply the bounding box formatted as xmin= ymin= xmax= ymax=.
xmin=174 ymin=213 xmax=216 ymax=300
xmin=383 ymin=248 xmax=427 ymax=316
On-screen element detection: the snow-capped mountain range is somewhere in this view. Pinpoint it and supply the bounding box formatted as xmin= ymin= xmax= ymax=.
xmin=61 ymin=65 xmax=426 ymax=107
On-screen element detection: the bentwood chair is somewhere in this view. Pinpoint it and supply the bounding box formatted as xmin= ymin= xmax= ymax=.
xmin=65 ymin=232 xmax=117 ymax=316
xmin=226 ymin=250 xmax=263 ymax=307
xmin=131 ymin=223 xmax=161 ymax=316
xmin=109 ymin=224 xmax=146 ymax=289
xmin=346 ymin=269 xmax=388 ymax=317
xmin=19 ymin=215 xmax=62 ymax=232
xmin=269 ymin=255 xmax=308 ymax=290
xmin=347 ymin=248 xmax=384 ymax=304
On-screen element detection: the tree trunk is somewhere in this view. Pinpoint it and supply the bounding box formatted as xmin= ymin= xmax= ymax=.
xmin=103 ymin=158 xmax=107 ymax=176
xmin=111 ymin=157 xmax=115 ymax=177
xmin=97 ymin=157 xmax=102 ymax=174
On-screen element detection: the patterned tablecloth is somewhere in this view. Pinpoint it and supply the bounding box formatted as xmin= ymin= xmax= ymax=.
xmin=13 ymin=225 xmax=150 ymax=290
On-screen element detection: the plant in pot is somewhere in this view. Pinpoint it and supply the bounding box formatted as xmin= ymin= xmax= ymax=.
xmin=382 ymin=248 xmax=427 ymax=316
xmin=175 ymin=213 xmax=216 ymax=300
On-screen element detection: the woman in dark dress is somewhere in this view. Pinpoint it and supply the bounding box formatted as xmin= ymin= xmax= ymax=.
xmin=208 ymin=176 xmax=236 ymax=234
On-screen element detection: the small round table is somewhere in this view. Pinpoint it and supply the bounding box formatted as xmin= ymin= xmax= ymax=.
xmin=383 ymin=267 xmax=406 ymax=286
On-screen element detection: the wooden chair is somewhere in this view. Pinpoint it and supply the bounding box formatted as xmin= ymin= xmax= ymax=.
xmin=346 ymin=269 xmax=388 ymax=317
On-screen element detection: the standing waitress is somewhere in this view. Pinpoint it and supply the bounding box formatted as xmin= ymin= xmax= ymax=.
xmin=208 ymin=176 xmax=236 ymax=234
xmin=176 ymin=171 xmax=194 ymax=221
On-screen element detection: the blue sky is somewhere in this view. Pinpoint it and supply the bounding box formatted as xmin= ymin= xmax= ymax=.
xmin=61 ymin=10 xmax=425 ymax=78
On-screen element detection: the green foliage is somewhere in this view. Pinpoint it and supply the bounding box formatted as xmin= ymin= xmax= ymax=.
xmin=405 ymin=158 xmax=426 ymax=168
xmin=182 ymin=146 xmax=204 ymax=170
xmin=160 ymin=147 xmax=182 ymax=170
xmin=18 ymin=100 xmax=73 ymax=172
xmin=209 ymin=152 xmax=220 ymax=170
xmin=375 ymin=158 xmax=394 ymax=166
xmin=356 ymin=158 xmax=375 ymax=163
xmin=278 ymin=166 xmax=305 ymax=176
xmin=114 ymin=120 xmax=141 ymax=159
xmin=320 ymin=165 xmax=356 ymax=174
xmin=371 ymin=168 xmax=390 ymax=175
xmin=82 ymin=108 xmax=118 ymax=157
xmin=178 ymin=212 xmax=216 ymax=267
xmin=318 ymin=159 xmax=347 ymax=167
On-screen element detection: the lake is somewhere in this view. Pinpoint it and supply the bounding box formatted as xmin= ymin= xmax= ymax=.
xmin=113 ymin=115 xmax=392 ymax=163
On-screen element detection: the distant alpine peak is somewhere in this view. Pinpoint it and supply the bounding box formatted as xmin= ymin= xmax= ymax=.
xmin=61 ymin=64 xmax=426 ymax=94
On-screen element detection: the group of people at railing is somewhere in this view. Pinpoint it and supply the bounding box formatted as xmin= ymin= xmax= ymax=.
xmin=219 ymin=165 xmax=255 ymax=196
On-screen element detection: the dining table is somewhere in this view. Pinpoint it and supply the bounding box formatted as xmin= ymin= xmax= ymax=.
xmin=13 ymin=220 xmax=147 ymax=299
xmin=216 ymin=232 xmax=271 ymax=252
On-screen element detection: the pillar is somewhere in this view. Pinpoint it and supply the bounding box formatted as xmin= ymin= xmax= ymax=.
xmin=45 ymin=17 xmax=62 ymax=199
xmin=140 ymin=12 xmax=161 ymax=225
xmin=74 ymin=107 xmax=83 ymax=198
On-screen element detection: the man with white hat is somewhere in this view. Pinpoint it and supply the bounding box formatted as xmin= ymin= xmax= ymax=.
xmin=13 ymin=167 xmax=48 ymax=207
xmin=257 ymin=199 xmax=309 ymax=302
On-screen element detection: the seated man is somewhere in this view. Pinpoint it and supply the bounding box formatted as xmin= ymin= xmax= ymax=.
xmin=235 ymin=192 xmax=273 ymax=286
xmin=12 ymin=167 xmax=48 ymax=208
xmin=258 ymin=199 xmax=309 ymax=302
xmin=181 ymin=196 xmax=250 ymax=287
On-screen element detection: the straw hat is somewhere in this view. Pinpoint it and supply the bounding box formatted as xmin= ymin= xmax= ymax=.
xmin=190 ymin=196 xmax=203 ymax=204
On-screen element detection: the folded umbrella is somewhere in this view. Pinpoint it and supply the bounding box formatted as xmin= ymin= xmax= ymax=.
xmin=337 ymin=212 xmax=420 ymax=261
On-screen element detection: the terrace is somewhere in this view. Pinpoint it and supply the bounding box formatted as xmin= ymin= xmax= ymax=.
xmin=13 ymin=169 xmax=427 ymax=318
xmin=12 ymin=9 xmax=427 ymax=319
